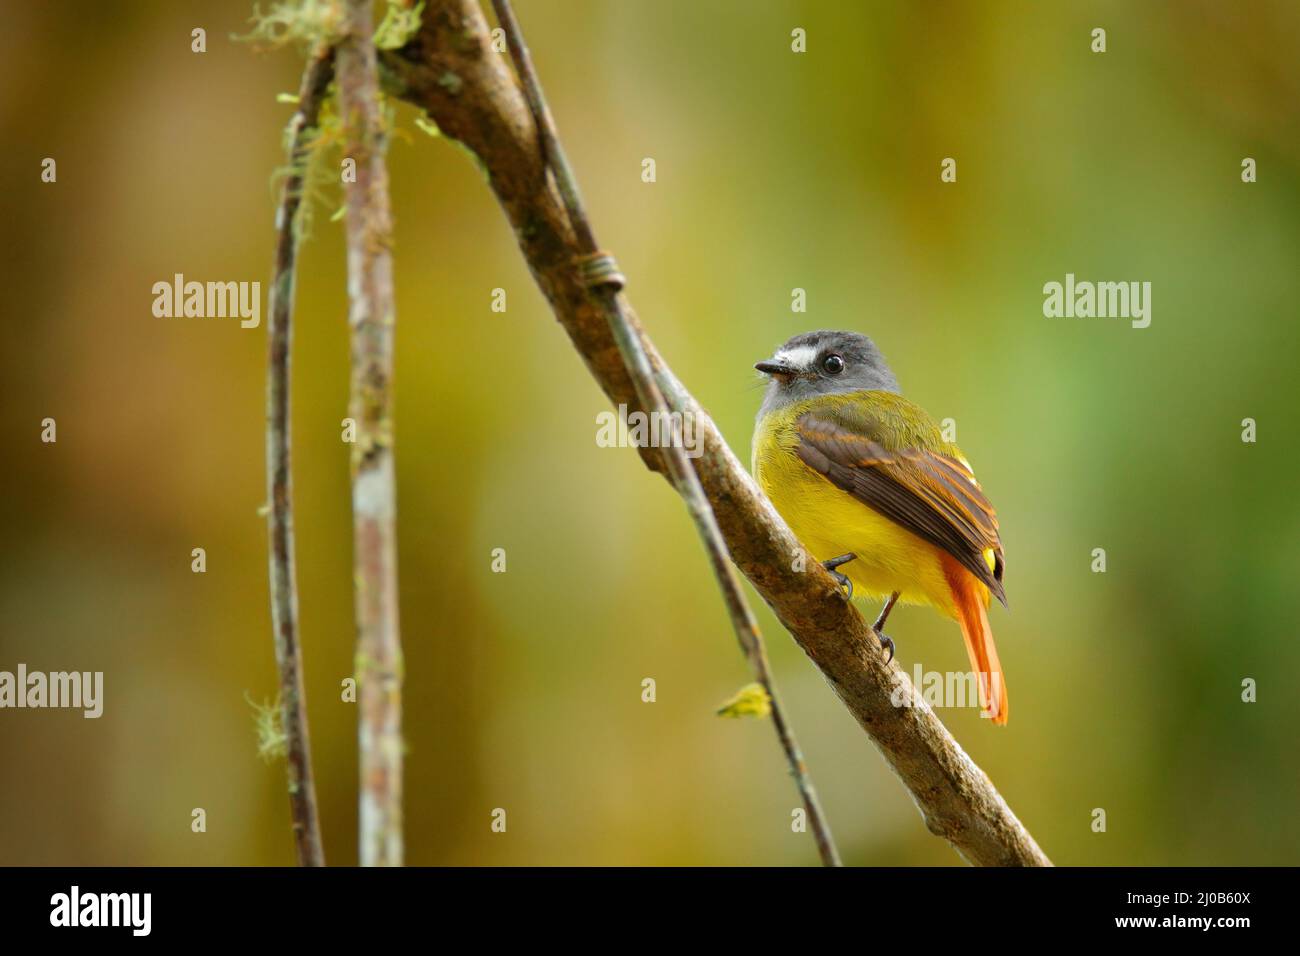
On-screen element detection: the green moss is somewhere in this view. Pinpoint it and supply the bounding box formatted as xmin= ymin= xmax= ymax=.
xmin=375 ymin=0 xmax=424 ymax=50
xmin=266 ymin=82 xmax=347 ymax=242
xmin=254 ymin=3 xmax=457 ymax=238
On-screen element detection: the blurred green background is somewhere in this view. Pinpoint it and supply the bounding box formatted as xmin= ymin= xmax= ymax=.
xmin=1 ymin=0 xmax=1298 ymax=866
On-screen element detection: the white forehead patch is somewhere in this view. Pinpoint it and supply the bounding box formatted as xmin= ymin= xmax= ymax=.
xmin=776 ymin=344 xmax=819 ymax=369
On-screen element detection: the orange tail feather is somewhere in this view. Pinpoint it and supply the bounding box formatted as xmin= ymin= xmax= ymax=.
xmin=942 ymin=556 xmax=1008 ymax=725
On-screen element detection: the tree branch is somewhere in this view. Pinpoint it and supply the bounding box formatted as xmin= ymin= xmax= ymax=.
xmin=338 ymin=0 xmax=404 ymax=867
xmin=383 ymin=0 xmax=1051 ymax=867
xmin=265 ymin=41 xmax=332 ymax=868
xmin=491 ymin=0 xmax=841 ymax=867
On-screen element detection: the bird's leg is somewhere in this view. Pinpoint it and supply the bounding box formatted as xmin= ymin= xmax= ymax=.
xmin=821 ymin=553 xmax=857 ymax=601
xmin=872 ymin=592 xmax=900 ymax=664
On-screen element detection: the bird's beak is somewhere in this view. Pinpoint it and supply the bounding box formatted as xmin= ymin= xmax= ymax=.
xmin=755 ymin=359 xmax=796 ymax=378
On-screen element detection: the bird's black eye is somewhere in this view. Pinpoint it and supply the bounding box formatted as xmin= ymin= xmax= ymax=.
xmin=822 ymin=354 xmax=845 ymax=375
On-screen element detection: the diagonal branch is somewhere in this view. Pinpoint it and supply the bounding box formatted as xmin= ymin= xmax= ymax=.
xmin=265 ymin=41 xmax=333 ymax=868
xmin=383 ymin=0 xmax=1051 ymax=867
xmin=492 ymin=0 xmax=840 ymax=868
xmin=338 ymin=0 xmax=404 ymax=867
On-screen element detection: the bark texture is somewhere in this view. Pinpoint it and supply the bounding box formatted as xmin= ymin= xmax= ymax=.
xmin=339 ymin=0 xmax=404 ymax=868
xmin=265 ymin=42 xmax=333 ymax=868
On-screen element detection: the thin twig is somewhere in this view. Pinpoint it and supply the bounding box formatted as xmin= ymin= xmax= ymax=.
xmin=336 ymin=0 xmax=404 ymax=867
xmin=265 ymin=42 xmax=333 ymax=869
xmin=493 ymin=0 xmax=841 ymax=867
xmin=382 ymin=0 xmax=1051 ymax=866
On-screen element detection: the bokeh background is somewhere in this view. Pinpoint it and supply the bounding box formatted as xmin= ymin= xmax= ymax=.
xmin=2 ymin=0 xmax=1298 ymax=866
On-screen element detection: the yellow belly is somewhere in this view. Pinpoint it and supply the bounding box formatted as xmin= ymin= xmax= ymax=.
xmin=753 ymin=419 xmax=957 ymax=617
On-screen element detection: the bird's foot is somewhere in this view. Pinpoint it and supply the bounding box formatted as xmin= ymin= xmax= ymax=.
xmin=821 ymin=553 xmax=857 ymax=601
xmin=871 ymin=627 xmax=896 ymax=665
xmin=872 ymin=591 xmax=900 ymax=664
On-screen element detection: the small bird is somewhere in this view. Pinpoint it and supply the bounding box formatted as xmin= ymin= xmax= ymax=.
xmin=752 ymin=331 xmax=1009 ymax=724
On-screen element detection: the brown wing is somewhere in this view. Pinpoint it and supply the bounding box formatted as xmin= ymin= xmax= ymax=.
xmin=795 ymin=412 xmax=1007 ymax=605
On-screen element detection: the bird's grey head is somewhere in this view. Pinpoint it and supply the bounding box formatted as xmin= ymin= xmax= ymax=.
xmin=755 ymin=330 xmax=899 ymax=420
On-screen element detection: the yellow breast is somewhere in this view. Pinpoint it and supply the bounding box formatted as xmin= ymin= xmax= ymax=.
xmin=752 ymin=408 xmax=957 ymax=615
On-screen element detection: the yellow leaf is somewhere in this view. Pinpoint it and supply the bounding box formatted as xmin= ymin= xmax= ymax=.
xmin=715 ymin=682 xmax=771 ymax=719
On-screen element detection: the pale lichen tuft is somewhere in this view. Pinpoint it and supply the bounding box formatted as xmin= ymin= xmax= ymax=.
xmin=246 ymin=692 xmax=289 ymax=762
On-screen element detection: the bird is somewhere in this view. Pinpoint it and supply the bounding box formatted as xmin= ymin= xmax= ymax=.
xmin=751 ymin=330 xmax=1008 ymax=724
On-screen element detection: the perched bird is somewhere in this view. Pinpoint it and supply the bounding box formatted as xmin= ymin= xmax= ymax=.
xmin=752 ymin=331 xmax=1009 ymax=724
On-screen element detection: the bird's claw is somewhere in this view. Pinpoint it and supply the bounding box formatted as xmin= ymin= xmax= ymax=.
xmin=821 ymin=553 xmax=857 ymax=602
xmin=873 ymin=628 xmax=896 ymax=665
xmin=826 ymin=567 xmax=853 ymax=601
